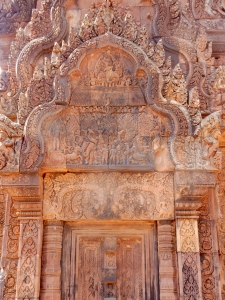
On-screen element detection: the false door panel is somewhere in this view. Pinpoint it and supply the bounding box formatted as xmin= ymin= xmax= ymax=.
xmin=62 ymin=222 xmax=158 ymax=300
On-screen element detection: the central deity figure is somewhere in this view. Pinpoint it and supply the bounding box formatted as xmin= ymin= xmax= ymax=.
xmin=94 ymin=50 xmax=122 ymax=87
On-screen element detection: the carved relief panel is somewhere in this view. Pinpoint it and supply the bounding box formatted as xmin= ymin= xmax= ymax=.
xmin=70 ymin=47 xmax=147 ymax=107
xmin=44 ymin=172 xmax=174 ymax=220
xmin=62 ymin=222 xmax=157 ymax=300
xmin=39 ymin=44 xmax=173 ymax=172
xmin=42 ymin=105 xmax=169 ymax=170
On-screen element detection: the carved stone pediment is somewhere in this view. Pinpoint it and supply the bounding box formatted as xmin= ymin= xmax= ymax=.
xmin=69 ymin=47 xmax=147 ymax=107
xmin=0 ymin=0 xmax=217 ymax=174
xmin=44 ymin=172 xmax=174 ymax=220
xmin=58 ymin=32 xmax=163 ymax=106
xmin=20 ymin=33 xmax=178 ymax=172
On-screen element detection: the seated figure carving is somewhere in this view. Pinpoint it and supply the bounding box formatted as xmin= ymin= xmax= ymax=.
xmin=0 ymin=129 xmax=15 ymax=170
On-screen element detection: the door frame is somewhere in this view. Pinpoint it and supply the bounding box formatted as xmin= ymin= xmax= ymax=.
xmin=61 ymin=220 xmax=159 ymax=300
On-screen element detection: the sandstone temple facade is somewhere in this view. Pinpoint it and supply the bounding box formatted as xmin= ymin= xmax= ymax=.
xmin=1 ymin=0 xmax=225 ymax=299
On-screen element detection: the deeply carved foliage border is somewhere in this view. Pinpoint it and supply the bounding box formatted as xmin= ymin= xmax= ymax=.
xmin=198 ymin=194 xmax=217 ymax=300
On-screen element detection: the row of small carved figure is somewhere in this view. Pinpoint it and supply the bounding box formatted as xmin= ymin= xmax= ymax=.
xmin=81 ymin=73 xmax=141 ymax=88
xmin=50 ymin=132 xmax=153 ymax=165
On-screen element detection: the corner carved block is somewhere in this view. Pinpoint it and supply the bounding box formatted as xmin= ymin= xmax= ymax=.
xmin=44 ymin=172 xmax=174 ymax=220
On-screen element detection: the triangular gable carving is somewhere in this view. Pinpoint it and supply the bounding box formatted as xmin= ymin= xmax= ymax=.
xmin=0 ymin=0 xmax=220 ymax=173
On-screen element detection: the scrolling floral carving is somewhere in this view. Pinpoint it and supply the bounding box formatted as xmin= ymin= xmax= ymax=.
xmin=216 ymin=154 xmax=225 ymax=299
xmin=17 ymin=220 xmax=38 ymax=299
xmin=0 ymin=193 xmax=5 ymax=258
xmin=3 ymin=198 xmax=20 ymax=300
xmin=182 ymin=253 xmax=200 ymax=300
xmin=198 ymin=194 xmax=217 ymax=300
xmin=44 ymin=172 xmax=174 ymax=220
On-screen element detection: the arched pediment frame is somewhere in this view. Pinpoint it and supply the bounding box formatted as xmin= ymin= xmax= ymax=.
xmin=20 ymin=33 xmax=192 ymax=172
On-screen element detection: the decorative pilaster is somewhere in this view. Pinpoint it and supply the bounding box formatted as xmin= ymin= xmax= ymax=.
xmin=13 ymin=199 xmax=42 ymax=300
xmin=176 ymin=199 xmax=203 ymax=300
xmin=40 ymin=220 xmax=64 ymax=300
xmin=16 ymin=218 xmax=42 ymax=300
xmin=158 ymin=220 xmax=179 ymax=300
xmin=0 ymin=193 xmax=19 ymax=300
xmin=0 ymin=174 xmax=41 ymax=300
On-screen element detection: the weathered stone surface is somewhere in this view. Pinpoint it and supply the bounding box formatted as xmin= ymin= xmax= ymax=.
xmin=43 ymin=172 xmax=174 ymax=220
xmin=0 ymin=0 xmax=225 ymax=299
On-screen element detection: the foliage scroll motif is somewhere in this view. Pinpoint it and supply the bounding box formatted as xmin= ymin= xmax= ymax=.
xmin=182 ymin=253 xmax=200 ymax=300
xmin=177 ymin=218 xmax=200 ymax=253
xmin=3 ymin=197 xmax=20 ymax=300
xmin=0 ymin=194 xmax=5 ymax=258
xmin=44 ymin=172 xmax=174 ymax=220
xmin=17 ymin=220 xmax=39 ymax=300
xmin=176 ymin=205 xmax=203 ymax=300
xmin=181 ymin=220 xmax=198 ymax=252
xmin=198 ymin=194 xmax=217 ymax=300
xmin=216 ymin=154 xmax=225 ymax=299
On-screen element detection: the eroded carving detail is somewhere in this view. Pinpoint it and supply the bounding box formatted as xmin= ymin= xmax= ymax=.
xmin=44 ymin=172 xmax=174 ymax=220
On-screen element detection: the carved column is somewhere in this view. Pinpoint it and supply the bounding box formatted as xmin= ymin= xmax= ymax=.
xmin=40 ymin=220 xmax=63 ymax=300
xmin=157 ymin=220 xmax=179 ymax=300
xmin=176 ymin=199 xmax=203 ymax=300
